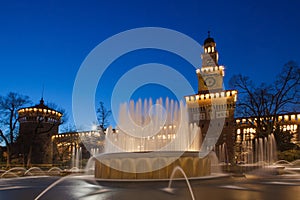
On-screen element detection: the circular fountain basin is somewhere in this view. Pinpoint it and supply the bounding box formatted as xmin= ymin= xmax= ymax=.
xmin=94 ymin=151 xmax=211 ymax=180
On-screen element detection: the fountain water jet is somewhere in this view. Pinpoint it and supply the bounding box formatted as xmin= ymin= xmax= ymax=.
xmin=71 ymin=146 xmax=82 ymax=170
xmin=94 ymin=98 xmax=212 ymax=180
xmin=162 ymin=166 xmax=195 ymax=200
xmin=24 ymin=167 xmax=45 ymax=176
xmin=240 ymin=133 xmax=277 ymax=166
xmin=0 ymin=167 xmax=26 ymax=178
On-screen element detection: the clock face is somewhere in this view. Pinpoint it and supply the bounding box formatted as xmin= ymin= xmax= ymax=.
xmin=204 ymin=77 xmax=216 ymax=87
xmin=206 ymin=57 xmax=215 ymax=66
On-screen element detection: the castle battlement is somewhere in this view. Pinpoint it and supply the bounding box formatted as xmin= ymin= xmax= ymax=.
xmin=18 ymin=107 xmax=62 ymax=118
xmin=196 ymin=65 xmax=225 ymax=75
xmin=185 ymin=90 xmax=237 ymax=102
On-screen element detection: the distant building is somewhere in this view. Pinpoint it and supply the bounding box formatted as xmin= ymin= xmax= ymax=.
xmin=235 ymin=112 xmax=300 ymax=163
xmin=51 ymin=130 xmax=105 ymax=167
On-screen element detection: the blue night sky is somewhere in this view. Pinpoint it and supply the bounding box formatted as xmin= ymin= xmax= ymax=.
xmin=0 ymin=0 xmax=299 ymax=130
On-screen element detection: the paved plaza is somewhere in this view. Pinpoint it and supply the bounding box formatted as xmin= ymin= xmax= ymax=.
xmin=1 ymin=174 xmax=300 ymax=200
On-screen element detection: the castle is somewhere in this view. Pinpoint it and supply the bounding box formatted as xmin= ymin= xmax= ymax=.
xmin=14 ymin=33 xmax=300 ymax=166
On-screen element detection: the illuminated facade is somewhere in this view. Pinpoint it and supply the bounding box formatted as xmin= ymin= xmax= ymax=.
xmin=17 ymin=98 xmax=62 ymax=165
xmin=235 ymin=113 xmax=300 ymax=162
xmin=185 ymin=33 xmax=238 ymax=163
xmin=51 ymin=130 xmax=105 ymax=166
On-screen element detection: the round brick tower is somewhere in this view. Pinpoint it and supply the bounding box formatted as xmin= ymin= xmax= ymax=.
xmin=17 ymin=98 xmax=62 ymax=166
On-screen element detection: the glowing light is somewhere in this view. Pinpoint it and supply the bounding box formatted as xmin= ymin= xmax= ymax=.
xmin=284 ymin=115 xmax=289 ymax=121
xmin=234 ymin=95 xmax=237 ymax=102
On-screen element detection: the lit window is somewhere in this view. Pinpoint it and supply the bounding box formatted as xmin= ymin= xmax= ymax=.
xmin=284 ymin=115 xmax=289 ymax=121
xmin=208 ymin=46 xmax=211 ymax=53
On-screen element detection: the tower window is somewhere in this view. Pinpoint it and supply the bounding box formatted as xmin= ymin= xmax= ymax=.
xmin=205 ymin=48 xmax=207 ymax=53
xmin=212 ymin=47 xmax=214 ymax=52
xmin=208 ymin=47 xmax=211 ymax=53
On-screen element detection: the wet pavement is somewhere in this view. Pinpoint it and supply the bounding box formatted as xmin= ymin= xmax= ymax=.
xmin=1 ymin=174 xmax=300 ymax=200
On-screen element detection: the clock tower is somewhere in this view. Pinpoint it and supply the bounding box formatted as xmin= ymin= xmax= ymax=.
xmin=198 ymin=31 xmax=224 ymax=93
xmin=185 ymin=32 xmax=237 ymax=164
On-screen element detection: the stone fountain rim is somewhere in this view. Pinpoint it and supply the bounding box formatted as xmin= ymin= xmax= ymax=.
xmin=94 ymin=151 xmax=205 ymax=159
xmin=87 ymin=173 xmax=229 ymax=183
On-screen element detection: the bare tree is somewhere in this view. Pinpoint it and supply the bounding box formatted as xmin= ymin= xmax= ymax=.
xmin=96 ymin=101 xmax=111 ymax=131
xmin=230 ymin=61 xmax=300 ymax=148
xmin=0 ymin=92 xmax=31 ymax=167
xmin=47 ymin=102 xmax=68 ymax=124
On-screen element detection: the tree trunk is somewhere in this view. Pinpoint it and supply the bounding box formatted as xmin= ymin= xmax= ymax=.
xmin=6 ymin=147 xmax=11 ymax=168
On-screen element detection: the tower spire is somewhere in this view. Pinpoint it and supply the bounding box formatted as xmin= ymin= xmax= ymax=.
xmin=40 ymin=84 xmax=45 ymax=105
xmin=42 ymin=84 xmax=44 ymax=100
xmin=208 ymin=30 xmax=211 ymax=38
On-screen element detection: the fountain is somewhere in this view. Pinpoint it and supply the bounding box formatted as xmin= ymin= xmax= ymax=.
xmin=217 ymin=143 xmax=229 ymax=164
xmin=93 ymin=98 xmax=212 ymax=180
xmin=0 ymin=167 xmax=26 ymax=178
xmin=239 ymin=133 xmax=277 ymax=166
xmin=255 ymin=134 xmax=277 ymax=164
xmin=71 ymin=146 xmax=82 ymax=171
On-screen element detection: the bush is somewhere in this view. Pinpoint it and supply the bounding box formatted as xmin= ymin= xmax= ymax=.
xmin=277 ymin=150 xmax=300 ymax=162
